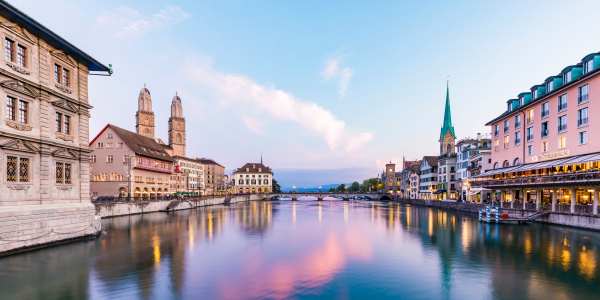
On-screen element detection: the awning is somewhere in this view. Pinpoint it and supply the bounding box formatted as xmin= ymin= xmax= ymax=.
xmin=475 ymin=151 xmax=600 ymax=178
xmin=433 ymin=189 xmax=446 ymax=195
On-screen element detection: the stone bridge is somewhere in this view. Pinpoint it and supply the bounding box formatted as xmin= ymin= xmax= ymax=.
xmin=266 ymin=193 xmax=392 ymax=201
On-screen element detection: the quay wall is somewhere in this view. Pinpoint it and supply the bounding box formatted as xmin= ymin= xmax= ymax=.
xmin=0 ymin=203 xmax=101 ymax=256
xmin=396 ymin=198 xmax=600 ymax=231
xmin=95 ymin=194 xmax=264 ymax=218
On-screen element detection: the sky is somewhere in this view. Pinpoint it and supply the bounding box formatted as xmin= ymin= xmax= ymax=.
xmin=11 ymin=0 xmax=600 ymax=188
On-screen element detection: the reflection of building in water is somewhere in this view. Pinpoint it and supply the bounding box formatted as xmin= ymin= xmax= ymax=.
xmin=233 ymin=201 xmax=275 ymax=236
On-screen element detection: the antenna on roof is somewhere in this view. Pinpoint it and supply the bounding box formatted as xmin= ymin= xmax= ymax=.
xmin=261 ymin=150 xmax=263 ymax=164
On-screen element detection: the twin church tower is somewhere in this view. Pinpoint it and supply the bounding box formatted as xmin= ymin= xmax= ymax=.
xmin=135 ymin=84 xmax=186 ymax=157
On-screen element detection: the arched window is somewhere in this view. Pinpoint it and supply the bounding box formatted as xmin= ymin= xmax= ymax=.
xmin=144 ymin=129 xmax=149 ymax=137
xmin=145 ymin=117 xmax=149 ymax=125
xmin=503 ymin=160 xmax=510 ymax=168
xmin=177 ymin=134 xmax=182 ymax=143
xmin=493 ymin=162 xmax=499 ymax=169
xmin=447 ymin=144 xmax=451 ymax=153
xmin=177 ymin=124 xmax=181 ymax=130
xmin=513 ymin=158 xmax=521 ymax=166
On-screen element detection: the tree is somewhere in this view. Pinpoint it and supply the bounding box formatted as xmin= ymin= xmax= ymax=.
xmin=350 ymin=181 xmax=360 ymax=192
xmin=335 ymin=184 xmax=346 ymax=192
xmin=272 ymin=179 xmax=282 ymax=193
xmin=360 ymin=178 xmax=382 ymax=192
xmin=329 ymin=188 xmax=335 ymax=192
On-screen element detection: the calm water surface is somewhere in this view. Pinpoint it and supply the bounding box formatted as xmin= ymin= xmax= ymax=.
xmin=1 ymin=201 xmax=600 ymax=299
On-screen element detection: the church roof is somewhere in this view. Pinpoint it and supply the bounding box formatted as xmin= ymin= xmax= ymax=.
xmin=440 ymin=83 xmax=456 ymax=140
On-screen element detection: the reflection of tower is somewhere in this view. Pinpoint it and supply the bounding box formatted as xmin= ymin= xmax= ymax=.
xmin=168 ymin=92 xmax=186 ymax=157
xmin=135 ymin=84 xmax=155 ymax=139
xmin=439 ymin=82 xmax=456 ymax=155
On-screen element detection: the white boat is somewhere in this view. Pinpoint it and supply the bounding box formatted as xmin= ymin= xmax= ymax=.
xmin=322 ymin=196 xmax=340 ymax=201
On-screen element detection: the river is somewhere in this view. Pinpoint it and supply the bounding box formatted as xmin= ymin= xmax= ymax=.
xmin=1 ymin=200 xmax=599 ymax=299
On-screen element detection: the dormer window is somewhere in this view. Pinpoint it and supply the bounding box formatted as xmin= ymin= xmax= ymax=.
xmin=519 ymin=97 xmax=524 ymax=106
xmin=546 ymin=81 xmax=553 ymax=93
xmin=584 ymin=59 xmax=594 ymax=74
xmin=564 ymin=71 xmax=572 ymax=84
xmin=532 ymin=89 xmax=538 ymax=100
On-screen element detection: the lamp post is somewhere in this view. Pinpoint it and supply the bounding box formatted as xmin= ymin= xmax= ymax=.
xmin=125 ymin=154 xmax=135 ymax=202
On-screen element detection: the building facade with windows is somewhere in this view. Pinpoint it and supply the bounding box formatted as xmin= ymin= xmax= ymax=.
xmin=233 ymin=163 xmax=273 ymax=194
xmin=0 ymin=1 xmax=111 ymax=253
xmin=474 ymin=51 xmax=600 ymax=213
xmin=198 ymin=158 xmax=226 ymax=195
xmin=171 ymin=156 xmax=205 ymax=194
xmin=419 ymin=156 xmax=438 ymax=199
xmin=382 ymin=162 xmax=401 ymax=194
xmin=407 ymin=161 xmax=421 ymax=199
xmin=89 ymin=124 xmax=174 ymax=197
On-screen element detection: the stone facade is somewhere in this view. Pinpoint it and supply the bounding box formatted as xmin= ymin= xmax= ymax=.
xmin=0 ymin=1 xmax=111 ymax=254
xmin=200 ymin=159 xmax=226 ymax=195
xmin=233 ymin=162 xmax=273 ymax=194
xmin=168 ymin=93 xmax=186 ymax=157
xmin=135 ymin=85 xmax=154 ymax=139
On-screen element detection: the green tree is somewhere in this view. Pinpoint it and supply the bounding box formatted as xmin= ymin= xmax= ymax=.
xmin=335 ymin=184 xmax=346 ymax=192
xmin=329 ymin=188 xmax=335 ymax=192
xmin=272 ymin=179 xmax=282 ymax=193
xmin=350 ymin=181 xmax=360 ymax=192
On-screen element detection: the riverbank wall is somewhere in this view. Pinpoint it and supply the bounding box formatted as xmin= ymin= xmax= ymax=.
xmin=95 ymin=194 xmax=265 ymax=218
xmin=0 ymin=203 xmax=101 ymax=256
xmin=395 ymin=198 xmax=600 ymax=231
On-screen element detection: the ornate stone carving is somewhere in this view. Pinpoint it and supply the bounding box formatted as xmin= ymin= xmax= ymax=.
xmin=1 ymin=80 xmax=36 ymax=97
xmin=5 ymin=120 xmax=33 ymax=131
xmin=56 ymin=186 xmax=73 ymax=190
xmin=5 ymin=60 xmax=30 ymax=75
xmin=38 ymin=40 xmax=49 ymax=52
xmin=54 ymin=83 xmax=72 ymax=94
xmin=8 ymin=185 xmax=30 ymax=190
xmin=50 ymin=51 xmax=75 ymax=67
xmin=55 ymin=133 xmax=74 ymax=142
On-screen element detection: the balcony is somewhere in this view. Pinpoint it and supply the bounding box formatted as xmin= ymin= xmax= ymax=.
xmin=494 ymin=131 xmax=499 ymax=136
xmin=472 ymin=171 xmax=600 ymax=188
xmin=515 ymin=138 xmax=521 ymax=145
xmin=541 ymin=110 xmax=549 ymax=118
xmin=504 ymin=126 xmax=509 ymax=133
xmin=467 ymin=164 xmax=481 ymax=171
xmin=514 ymin=122 xmax=521 ymax=129
xmin=438 ymin=153 xmax=457 ymax=160
xmin=541 ymin=129 xmax=549 ymax=138
xmin=578 ymin=94 xmax=589 ymax=104
xmin=558 ymin=124 xmax=567 ymax=132
xmin=527 ymin=135 xmax=534 ymax=142
xmin=578 ymin=118 xmax=589 ymax=127
xmin=558 ymin=103 xmax=567 ymax=111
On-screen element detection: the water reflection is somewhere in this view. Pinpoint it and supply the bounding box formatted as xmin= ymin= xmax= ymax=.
xmin=0 ymin=201 xmax=599 ymax=299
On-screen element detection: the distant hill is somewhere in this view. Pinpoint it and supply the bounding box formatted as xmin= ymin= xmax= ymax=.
xmin=281 ymin=183 xmax=351 ymax=192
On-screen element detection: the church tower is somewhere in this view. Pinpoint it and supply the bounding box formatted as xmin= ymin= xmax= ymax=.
xmin=135 ymin=84 xmax=155 ymax=139
xmin=168 ymin=92 xmax=186 ymax=157
xmin=439 ymin=82 xmax=456 ymax=155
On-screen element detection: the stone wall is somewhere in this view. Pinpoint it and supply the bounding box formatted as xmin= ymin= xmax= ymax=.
xmin=396 ymin=197 xmax=600 ymax=231
xmin=0 ymin=203 xmax=100 ymax=255
xmin=95 ymin=194 xmax=264 ymax=218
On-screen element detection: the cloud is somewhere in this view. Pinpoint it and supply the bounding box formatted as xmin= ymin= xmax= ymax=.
xmin=182 ymin=56 xmax=372 ymax=152
xmin=320 ymin=56 xmax=354 ymax=98
xmin=94 ymin=5 xmax=191 ymax=38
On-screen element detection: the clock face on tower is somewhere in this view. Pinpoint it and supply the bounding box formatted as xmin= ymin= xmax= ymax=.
xmin=389 ymin=169 xmax=392 ymax=172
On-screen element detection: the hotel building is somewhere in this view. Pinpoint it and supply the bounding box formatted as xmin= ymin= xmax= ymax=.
xmin=473 ymin=51 xmax=600 ymax=214
xmin=233 ymin=162 xmax=273 ymax=193
xmin=419 ymin=156 xmax=438 ymax=199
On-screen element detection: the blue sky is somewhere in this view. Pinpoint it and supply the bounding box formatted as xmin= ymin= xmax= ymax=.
xmin=12 ymin=0 xmax=600 ymax=188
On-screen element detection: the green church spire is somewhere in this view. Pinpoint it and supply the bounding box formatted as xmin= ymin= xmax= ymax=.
xmin=439 ymin=82 xmax=456 ymax=141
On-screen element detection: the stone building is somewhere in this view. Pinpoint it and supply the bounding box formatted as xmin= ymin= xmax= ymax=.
xmin=171 ymin=156 xmax=205 ymax=194
xmin=168 ymin=93 xmax=185 ymax=157
xmin=407 ymin=161 xmax=421 ymax=199
xmin=89 ymin=124 xmax=174 ymax=197
xmin=0 ymin=1 xmax=111 ymax=254
xmin=382 ymin=162 xmax=401 ymax=194
xmin=233 ymin=162 xmax=273 ymax=193
xmin=198 ymin=158 xmax=226 ymax=195
xmin=135 ymin=84 xmax=154 ymax=139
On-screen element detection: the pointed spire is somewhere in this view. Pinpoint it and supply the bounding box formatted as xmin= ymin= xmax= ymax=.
xmin=440 ymin=81 xmax=456 ymax=141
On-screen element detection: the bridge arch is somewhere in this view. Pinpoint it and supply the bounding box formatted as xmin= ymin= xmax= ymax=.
xmin=380 ymin=195 xmax=391 ymax=201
